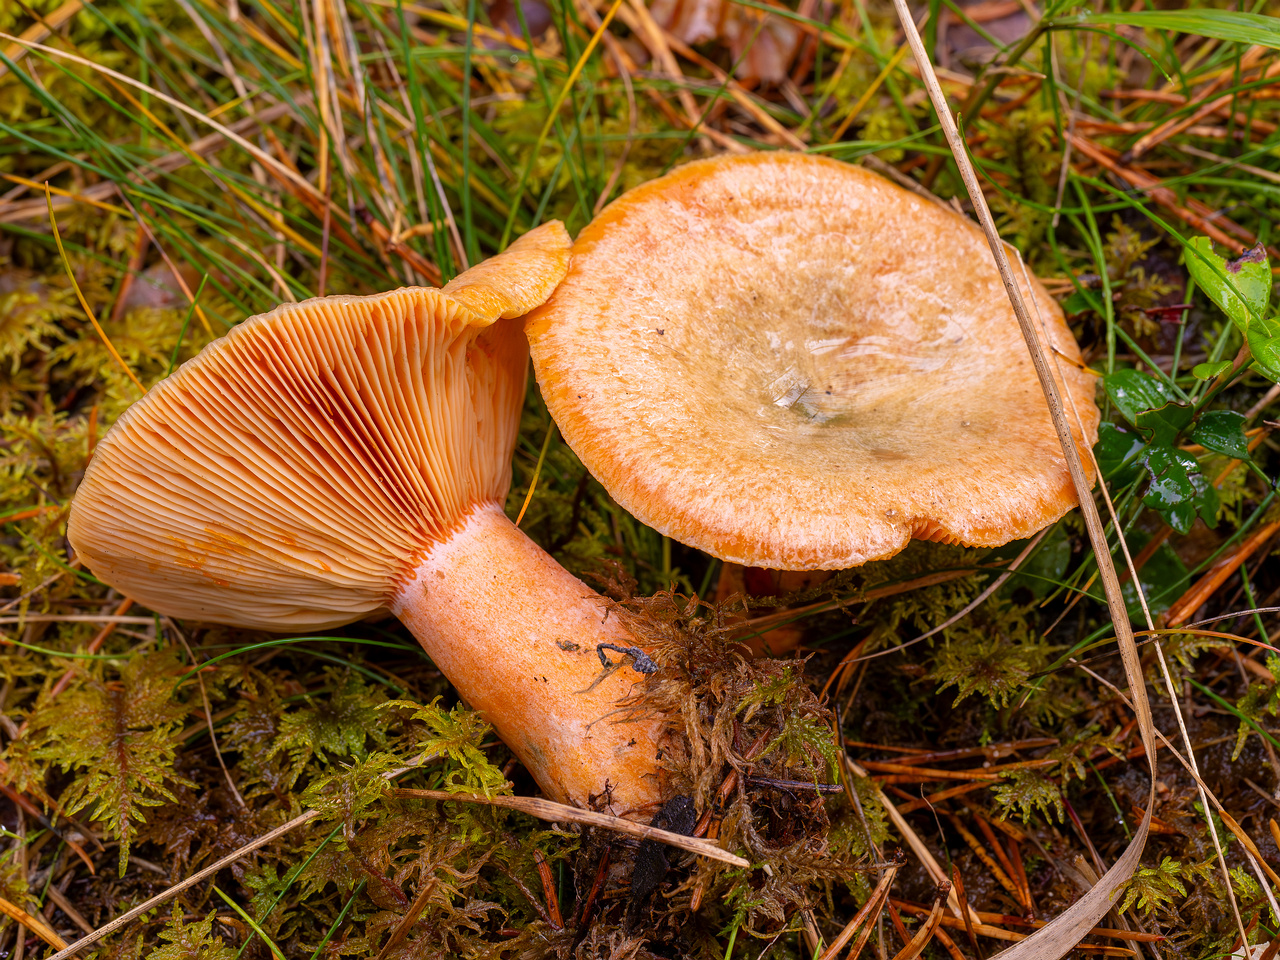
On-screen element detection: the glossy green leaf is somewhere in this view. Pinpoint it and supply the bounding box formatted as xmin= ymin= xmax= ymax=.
xmin=1061 ymin=290 xmax=1097 ymax=315
xmin=1135 ymin=401 xmax=1195 ymax=447
xmin=1103 ymin=369 xmax=1175 ymax=425
xmin=1192 ymin=360 xmax=1232 ymax=381
xmin=1247 ymin=321 xmax=1280 ymax=382
xmin=1184 ymin=238 xmax=1270 ymax=328
xmin=1143 ymin=446 xmax=1219 ymax=535
xmin=1191 ymin=410 xmax=1250 ymax=459
xmin=1004 ymin=524 xmax=1072 ymax=600
xmin=1094 ymin=422 xmax=1147 ymax=486
xmin=1080 ymin=10 xmax=1280 ymax=50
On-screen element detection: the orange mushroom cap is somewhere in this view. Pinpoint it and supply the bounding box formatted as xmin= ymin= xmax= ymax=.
xmin=68 ymin=222 xmax=571 ymax=630
xmin=526 ymin=153 xmax=1100 ymax=571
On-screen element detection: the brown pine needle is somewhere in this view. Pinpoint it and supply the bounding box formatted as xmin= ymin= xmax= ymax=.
xmin=815 ymin=863 xmax=898 ymax=960
xmin=0 ymin=894 xmax=68 ymax=950
xmin=892 ymin=888 xmax=950 ymax=960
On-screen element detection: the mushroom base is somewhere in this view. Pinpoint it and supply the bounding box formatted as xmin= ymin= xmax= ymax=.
xmin=393 ymin=503 xmax=666 ymax=817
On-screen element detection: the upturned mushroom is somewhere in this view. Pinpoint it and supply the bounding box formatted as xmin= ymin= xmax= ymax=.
xmin=525 ymin=152 xmax=1099 ymax=572
xmin=67 ymin=223 xmax=665 ymax=816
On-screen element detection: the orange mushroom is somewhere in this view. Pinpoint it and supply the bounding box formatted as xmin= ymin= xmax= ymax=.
xmin=526 ymin=152 xmax=1099 ymax=574
xmin=67 ymin=223 xmax=664 ymax=816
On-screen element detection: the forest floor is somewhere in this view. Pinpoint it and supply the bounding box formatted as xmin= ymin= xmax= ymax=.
xmin=2 ymin=0 xmax=1280 ymax=958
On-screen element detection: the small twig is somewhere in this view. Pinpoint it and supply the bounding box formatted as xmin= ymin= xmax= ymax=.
xmin=0 ymin=615 xmax=157 ymax=625
xmin=946 ymin=813 xmax=1022 ymax=916
xmin=392 ymin=789 xmax=748 ymax=867
xmin=46 ymin=810 xmax=320 ymax=959
xmin=950 ymin=865 xmax=982 ymax=959
xmin=844 ymin=755 xmax=979 ymax=925
xmin=578 ymin=844 xmax=611 ymax=927
xmin=970 ymin=811 xmax=1032 ymax=913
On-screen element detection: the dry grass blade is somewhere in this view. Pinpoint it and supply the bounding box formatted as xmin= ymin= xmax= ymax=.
xmin=0 ymin=0 xmax=87 ymax=79
xmin=0 ymin=34 xmax=323 ymax=209
xmin=892 ymin=901 xmax=1145 ymax=955
xmin=888 ymin=2 xmax=1158 ymax=957
xmin=0 ymin=615 xmax=159 ymax=625
xmin=45 ymin=188 xmax=146 ymax=396
xmin=45 ymin=810 xmax=320 ymax=960
xmin=1072 ymin=339 xmax=1258 ymax=946
xmin=1073 ymin=661 xmax=1280 ymax=927
xmin=392 ymin=788 xmax=749 ymax=866
xmin=372 ymin=875 xmax=441 ymax=960
xmin=43 ymin=886 xmax=94 ymax=936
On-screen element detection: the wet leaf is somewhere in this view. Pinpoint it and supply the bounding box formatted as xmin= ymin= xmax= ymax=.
xmin=1183 ymin=239 xmax=1280 ymax=381
xmin=1185 ymin=238 xmax=1270 ymax=327
xmin=1190 ymin=410 xmax=1250 ymax=459
xmin=1247 ymin=320 xmax=1280 ymax=381
xmin=1134 ymin=400 xmax=1195 ymax=447
xmin=1192 ymin=360 xmax=1232 ymax=380
xmin=1094 ymin=421 xmax=1147 ymax=485
xmin=1061 ymin=289 xmax=1098 ymax=315
xmin=1142 ymin=446 xmax=1218 ymax=534
xmin=1103 ymin=368 xmax=1175 ymax=425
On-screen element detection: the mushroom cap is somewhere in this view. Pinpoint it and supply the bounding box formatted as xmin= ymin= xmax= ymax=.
xmin=68 ymin=222 xmax=571 ymax=630
xmin=525 ymin=154 xmax=1099 ymax=571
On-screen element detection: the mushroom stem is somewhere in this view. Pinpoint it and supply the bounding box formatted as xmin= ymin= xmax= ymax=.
xmin=393 ymin=502 xmax=665 ymax=816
